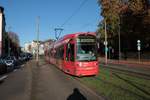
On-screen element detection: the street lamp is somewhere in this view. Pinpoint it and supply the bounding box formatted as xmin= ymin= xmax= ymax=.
xmin=118 ymin=15 xmax=121 ymax=61
xmin=36 ymin=16 xmax=40 ymax=63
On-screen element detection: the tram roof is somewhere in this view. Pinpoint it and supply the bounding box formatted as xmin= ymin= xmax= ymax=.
xmin=57 ymin=32 xmax=95 ymax=42
xmin=51 ymin=32 xmax=96 ymax=48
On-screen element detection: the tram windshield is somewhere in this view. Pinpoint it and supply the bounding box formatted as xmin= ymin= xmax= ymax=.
xmin=76 ymin=35 xmax=97 ymax=61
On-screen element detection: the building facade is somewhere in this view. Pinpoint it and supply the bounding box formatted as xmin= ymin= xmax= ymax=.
xmin=0 ymin=6 xmax=7 ymax=57
xmin=0 ymin=6 xmax=21 ymax=58
xmin=24 ymin=40 xmax=44 ymax=56
xmin=24 ymin=39 xmax=54 ymax=56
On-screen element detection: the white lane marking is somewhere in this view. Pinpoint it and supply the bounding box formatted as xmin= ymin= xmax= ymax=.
xmin=0 ymin=75 xmax=8 ymax=81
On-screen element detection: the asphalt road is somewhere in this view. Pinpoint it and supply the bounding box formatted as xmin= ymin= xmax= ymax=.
xmin=0 ymin=64 xmax=31 ymax=100
xmin=0 ymin=60 xmax=103 ymax=100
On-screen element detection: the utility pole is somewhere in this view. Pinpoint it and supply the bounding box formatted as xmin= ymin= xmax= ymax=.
xmin=36 ymin=16 xmax=40 ymax=63
xmin=104 ymin=19 xmax=108 ymax=64
xmin=54 ymin=28 xmax=63 ymax=40
xmin=118 ymin=15 xmax=121 ymax=61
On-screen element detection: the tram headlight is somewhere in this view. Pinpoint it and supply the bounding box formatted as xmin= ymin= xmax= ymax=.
xmin=79 ymin=63 xmax=82 ymax=67
xmin=77 ymin=63 xmax=82 ymax=67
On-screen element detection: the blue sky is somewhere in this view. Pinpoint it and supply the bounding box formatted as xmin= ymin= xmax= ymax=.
xmin=0 ymin=0 xmax=102 ymax=46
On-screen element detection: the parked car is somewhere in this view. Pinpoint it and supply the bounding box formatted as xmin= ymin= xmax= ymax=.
xmin=0 ymin=58 xmax=7 ymax=74
xmin=20 ymin=53 xmax=33 ymax=61
xmin=4 ymin=56 xmax=16 ymax=71
xmin=27 ymin=53 xmax=33 ymax=60
xmin=20 ymin=53 xmax=28 ymax=62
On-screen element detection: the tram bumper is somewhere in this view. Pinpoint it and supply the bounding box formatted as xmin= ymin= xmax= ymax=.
xmin=75 ymin=67 xmax=99 ymax=76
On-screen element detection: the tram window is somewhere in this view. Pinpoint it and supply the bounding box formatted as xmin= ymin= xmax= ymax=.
xmin=55 ymin=49 xmax=58 ymax=58
xmin=51 ymin=50 xmax=54 ymax=58
xmin=60 ymin=46 xmax=64 ymax=60
xmin=70 ymin=44 xmax=74 ymax=61
xmin=66 ymin=44 xmax=70 ymax=61
xmin=66 ymin=43 xmax=74 ymax=61
xmin=48 ymin=51 xmax=50 ymax=56
xmin=53 ymin=46 xmax=64 ymax=59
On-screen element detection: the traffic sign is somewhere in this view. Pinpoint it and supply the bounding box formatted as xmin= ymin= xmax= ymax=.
xmin=137 ymin=40 xmax=141 ymax=51
xmin=137 ymin=40 xmax=141 ymax=43
xmin=104 ymin=41 xmax=108 ymax=45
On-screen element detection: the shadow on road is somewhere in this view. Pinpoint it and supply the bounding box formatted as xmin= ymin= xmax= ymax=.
xmin=67 ymin=88 xmax=87 ymax=100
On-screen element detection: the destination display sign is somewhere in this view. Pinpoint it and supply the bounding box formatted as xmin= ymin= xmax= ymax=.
xmin=77 ymin=38 xmax=95 ymax=42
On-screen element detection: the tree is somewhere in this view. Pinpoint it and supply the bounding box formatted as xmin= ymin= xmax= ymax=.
xmin=97 ymin=0 xmax=150 ymax=54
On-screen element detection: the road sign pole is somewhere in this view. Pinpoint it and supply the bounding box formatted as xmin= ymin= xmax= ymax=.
xmin=137 ymin=40 xmax=141 ymax=62
xmin=138 ymin=51 xmax=140 ymax=62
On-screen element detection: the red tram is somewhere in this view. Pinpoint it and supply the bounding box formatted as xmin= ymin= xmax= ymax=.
xmin=45 ymin=32 xmax=99 ymax=76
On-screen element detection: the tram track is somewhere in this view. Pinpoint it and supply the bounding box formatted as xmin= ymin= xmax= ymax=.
xmin=100 ymin=64 xmax=150 ymax=80
xmin=99 ymin=64 xmax=150 ymax=96
xmin=99 ymin=69 xmax=150 ymax=89
xmin=73 ymin=75 xmax=150 ymax=100
xmin=73 ymin=64 xmax=150 ymax=100
xmin=92 ymin=75 xmax=150 ymax=100
xmin=44 ymin=59 xmax=150 ymax=99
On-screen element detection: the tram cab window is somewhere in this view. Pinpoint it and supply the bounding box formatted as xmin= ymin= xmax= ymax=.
xmin=66 ymin=43 xmax=74 ymax=61
xmin=76 ymin=36 xmax=97 ymax=61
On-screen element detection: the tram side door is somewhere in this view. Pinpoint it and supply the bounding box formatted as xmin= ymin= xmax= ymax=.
xmin=64 ymin=42 xmax=75 ymax=74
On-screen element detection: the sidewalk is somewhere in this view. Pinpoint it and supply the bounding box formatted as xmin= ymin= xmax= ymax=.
xmin=98 ymin=57 xmax=150 ymax=68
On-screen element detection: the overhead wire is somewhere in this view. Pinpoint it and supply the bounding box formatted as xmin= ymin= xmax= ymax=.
xmin=54 ymin=0 xmax=88 ymax=40
xmin=79 ymin=18 xmax=99 ymax=30
xmin=60 ymin=0 xmax=88 ymax=27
